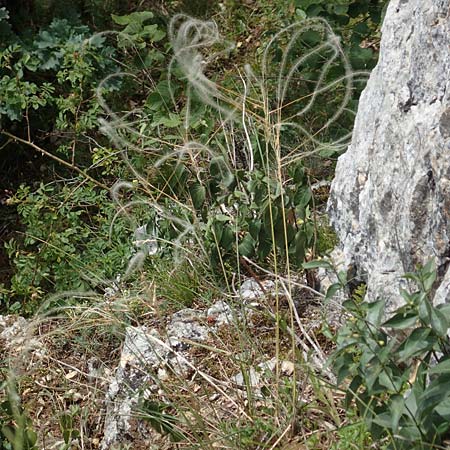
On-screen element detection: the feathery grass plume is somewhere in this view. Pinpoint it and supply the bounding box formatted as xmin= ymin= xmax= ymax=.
xmin=169 ymin=14 xmax=237 ymax=118
xmin=1 ymin=13 xmax=373 ymax=449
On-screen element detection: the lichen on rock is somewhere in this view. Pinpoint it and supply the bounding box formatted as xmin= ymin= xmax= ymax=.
xmin=328 ymin=0 xmax=450 ymax=309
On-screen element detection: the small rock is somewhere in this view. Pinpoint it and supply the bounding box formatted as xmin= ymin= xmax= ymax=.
xmin=206 ymin=300 xmax=234 ymax=326
xmin=167 ymin=308 xmax=209 ymax=344
xmin=281 ymin=361 xmax=295 ymax=376
xmin=0 ymin=315 xmax=28 ymax=342
xmin=239 ymin=279 xmax=265 ymax=301
xmin=232 ymin=367 xmax=260 ymax=388
xmin=157 ymin=367 xmax=169 ymax=381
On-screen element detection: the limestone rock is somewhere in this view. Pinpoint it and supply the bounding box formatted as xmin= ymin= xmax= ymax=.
xmin=167 ymin=308 xmax=209 ymax=348
xmin=328 ymin=0 xmax=450 ymax=309
xmin=206 ymin=300 xmax=234 ymax=326
xmin=239 ymin=278 xmax=265 ymax=301
xmin=239 ymin=278 xmax=276 ymax=306
xmin=101 ymin=309 xmax=210 ymax=448
xmin=0 ymin=315 xmax=28 ymax=343
xmin=101 ymin=327 xmax=166 ymax=450
xmin=100 ymin=281 xmax=280 ymax=447
xmin=0 ymin=315 xmax=43 ymax=358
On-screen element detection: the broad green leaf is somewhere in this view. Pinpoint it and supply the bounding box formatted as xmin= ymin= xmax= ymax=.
xmin=349 ymin=46 xmax=374 ymax=69
xmin=366 ymin=299 xmax=385 ymax=327
xmin=376 ymin=340 xmax=398 ymax=365
xmin=153 ymin=112 xmax=181 ymax=128
xmin=1 ymin=425 xmax=16 ymax=443
xmin=302 ymin=259 xmax=332 ymax=270
xmin=263 ymin=204 xmax=278 ymax=229
xmin=210 ymin=221 xmax=223 ymax=243
xmin=27 ymin=429 xmax=38 ymax=445
xmin=418 ymin=295 xmax=432 ymax=324
xmin=220 ymin=226 xmax=234 ymax=250
xmin=257 ymin=240 xmax=271 ymax=261
xmin=417 ymin=374 xmax=450 ymax=420
xmin=353 ymin=22 xmax=370 ymax=37
xmin=300 ymin=30 xmax=322 ymax=45
xmin=396 ymin=426 xmax=423 ymax=444
xmin=335 ymin=269 xmax=347 ymax=286
xmin=372 ymin=411 xmax=395 ymax=430
xmin=318 ymin=146 xmax=339 ymax=157
xmin=397 ymin=328 xmax=435 ymax=362
xmin=423 ymin=259 xmax=437 ymax=291
xmin=215 ymin=214 xmax=232 ymax=222
xmin=348 ymin=2 xmax=369 ymax=17
xmin=305 ymin=221 xmax=314 ymax=243
xmin=142 ymin=24 xmax=165 ymax=42
xmin=389 ymin=395 xmax=405 ymax=432
xmin=335 ymin=352 xmax=358 ymax=385
xmin=296 ymin=0 xmax=319 ymax=8
xmin=296 ymin=187 xmax=312 ymax=208
xmin=325 ymin=283 xmax=341 ymax=301
xmin=379 ymin=370 xmax=404 ymax=394
xmin=305 ymin=5 xmax=324 ymax=17
xmin=238 ymin=233 xmax=255 ymax=257
xmin=293 ymin=230 xmax=306 ymax=263
xmin=190 ymin=183 xmax=206 ymax=210
xmin=404 ymin=387 xmax=420 ymax=417
xmin=423 ymin=258 xmax=436 ymax=276
xmin=430 ymin=307 xmax=449 ymax=337
xmin=249 ymin=219 xmax=261 ymax=240
xmin=210 ymin=156 xmax=232 ymax=185
xmin=437 ymin=303 xmax=450 ymax=321
xmin=88 ymin=34 xmax=106 ymax=47
xmin=400 ymin=287 xmax=413 ymax=303
xmin=428 ymin=358 xmax=450 ymax=375
xmin=333 ymin=5 xmax=348 ymax=15
xmin=291 ymin=164 xmax=306 ymax=184
xmin=342 ymin=299 xmax=360 ymax=313
xmin=365 ymin=362 xmax=384 ymax=391
xmin=435 ymin=396 xmax=450 ymax=420
xmin=383 ymin=311 xmax=418 ymax=329
xmin=111 ymin=11 xmax=154 ymax=26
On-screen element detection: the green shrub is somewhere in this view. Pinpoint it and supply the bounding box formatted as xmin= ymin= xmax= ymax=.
xmin=332 ymin=260 xmax=450 ymax=449
xmin=3 ymin=182 xmax=133 ymax=313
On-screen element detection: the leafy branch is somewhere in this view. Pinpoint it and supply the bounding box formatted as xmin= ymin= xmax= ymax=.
xmin=1 ymin=131 xmax=109 ymax=191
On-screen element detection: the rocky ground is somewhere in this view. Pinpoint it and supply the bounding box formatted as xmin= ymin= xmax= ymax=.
xmin=0 ymin=276 xmax=342 ymax=449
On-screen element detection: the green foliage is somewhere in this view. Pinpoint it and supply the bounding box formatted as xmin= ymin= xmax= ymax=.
xmin=299 ymin=0 xmax=388 ymax=74
xmin=295 ymin=0 xmax=387 ymax=66
xmin=0 ymin=18 xmax=116 ymax=124
xmin=112 ymin=11 xmax=166 ymax=48
xmin=0 ymin=2 xmax=387 ymax=314
xmin=200 ymin=162 xmax=315 ymax=268
xmin=0 ymin=382 xmax=38 ymax=450
xmin=0 ymin=10 xmax=168 ymax=311
xmin=332 ymin=260 xmax=450 ymax=449
xmin=330 ymin=417 xmax=373 ymax=450
xmin=136 ymin=398 xmax=186 ymax=442
xmin=3 ymin=182 xmax=134 ymax=313
xmin=58 ymin=406 xmax=81 ymax=449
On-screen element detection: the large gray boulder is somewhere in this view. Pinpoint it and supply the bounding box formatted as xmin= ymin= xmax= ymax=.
xmin=328 ymin=0 xmax=450 ymax=308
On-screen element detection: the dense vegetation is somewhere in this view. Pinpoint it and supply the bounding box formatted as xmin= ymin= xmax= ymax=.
xmin=5 ymin=2 xmax=449 ymax=450
xmin=0 ymin=0 xmax=385 ymax=311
